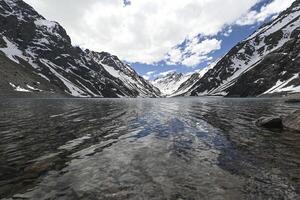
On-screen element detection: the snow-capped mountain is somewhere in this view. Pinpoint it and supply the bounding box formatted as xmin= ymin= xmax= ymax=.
xmin=151 ymin=72 xmax=191 ymax=96
xmin=88 ymin=51 xmax=160 ymax=97
xmin=180 ymin=0 xmax=300 ymax=97
xmin=171 ymin=60 xmax=219 ymax=97
xmin=0 ymin=0 xmax=160 ymax=98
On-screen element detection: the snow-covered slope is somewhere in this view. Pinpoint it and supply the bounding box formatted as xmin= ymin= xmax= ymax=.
xmin=182 ymin=0 xmax=300 ymax=97
xmin=171 ymin=60 xmax=219 ymax=97
xmin=0 ymin=0 xmax=160 ymax=98
xmin=151 ymin=72 xmax=191 ymax=96
xmin=88 ymin=51 xmax=160 ymax=97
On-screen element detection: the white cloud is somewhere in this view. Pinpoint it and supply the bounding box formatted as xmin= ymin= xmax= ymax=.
xmin=182 ymin=55 xmax=212 ymax=67
xmin=236 ymin=0 xmax=295 ymax=26
xmin=142 ymin=70 xmax=157 ymax=80
xmin=24 ymin=0 xmax=259 ymax=65
xmin=167 ymin=38 xmax=221 ymax=67
xmin=223 ymin=27 xmax=233 ymax=37
xmin=146 ymin=71 xmax=156 ymax=76
xmin=157 ymin=70 xmax=176 ymax=77
xmin=185 ymin=38 xmax=222 ymax=56
xmin=166 ymin=48 xmax=182 ymax=65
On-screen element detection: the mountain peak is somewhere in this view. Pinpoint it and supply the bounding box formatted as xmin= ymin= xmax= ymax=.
xmin=177 ymin=0 xmax=300 ymax=97
xmin=152 ymin=72 xmax=191 ymax=96
xmin=0 ymin=0 xmax=160 ymax=98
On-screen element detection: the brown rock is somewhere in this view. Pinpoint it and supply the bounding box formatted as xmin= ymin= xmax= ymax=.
xmin=24 ymin=160 xmax=53 ymax=176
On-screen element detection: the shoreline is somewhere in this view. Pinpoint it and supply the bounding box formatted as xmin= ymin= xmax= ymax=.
xmin=0 ymin=92 xmax=300 ymax=99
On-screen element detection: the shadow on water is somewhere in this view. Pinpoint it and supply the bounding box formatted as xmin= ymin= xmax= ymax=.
xmin=0 ymin=98 xmax=299 ymax=199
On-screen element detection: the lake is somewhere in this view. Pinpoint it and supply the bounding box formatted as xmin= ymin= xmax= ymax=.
xmin=0 ymin=97 xmax=299 ymax=200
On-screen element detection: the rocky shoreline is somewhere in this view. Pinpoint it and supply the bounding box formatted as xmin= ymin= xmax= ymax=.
xmin=1 ymin=91 xmax=300 ymax=99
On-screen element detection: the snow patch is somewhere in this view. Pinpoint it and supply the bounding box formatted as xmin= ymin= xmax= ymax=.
xmin=0 ymin=37 xmax=25 ymax=64
xmin=264 ymin=74 xmax=300 ymax=94
xmin=152 ymin=73 xmax=191 ymax=95
xmin=9 ymin=83 xmax=31 ymax=92
xmin=34 ymin=19 xmax=57 ymax=32
xmin=26 ymin=84 xmax=42 ymax=91
xmin=40 ymin=59 xmax=88 ymax=97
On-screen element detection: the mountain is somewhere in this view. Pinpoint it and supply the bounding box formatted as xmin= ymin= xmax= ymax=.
xmin=171 ymin=60 xmax=219 ymax=97
xmin=0 ymin=0 xmax=160 ymax=98
xmin=180 ymin=0 xmax=300 ymax=97
xmin=151 ymin=72 xmax=191 ymax=96
xmin=88 ymin=51 xmax=160 ymax=97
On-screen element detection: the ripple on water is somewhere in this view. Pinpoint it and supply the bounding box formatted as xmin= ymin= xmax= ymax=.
xmin=0 ymin=98 xmax=299 ymax=199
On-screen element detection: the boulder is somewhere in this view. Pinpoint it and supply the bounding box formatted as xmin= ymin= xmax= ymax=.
xmin=282 ymin=110 xmax=300 ymax=132
xmin=256 ymin=116 xmax=283 ymax=129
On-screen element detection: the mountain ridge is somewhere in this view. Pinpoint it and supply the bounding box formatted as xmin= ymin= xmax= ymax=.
xmin=177 ymin=0 xmax=300 ymax=97
xmin=1 ymin=0 xmax=300 ymax=98
xmin=151 ymin=72 xmax=191 ymax=96
xmin=0 ymin=0 xmax=160 ymax=98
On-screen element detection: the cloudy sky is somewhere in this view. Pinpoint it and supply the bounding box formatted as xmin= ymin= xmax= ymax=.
xmin=24 ymin=0 xmax=295 ymax=79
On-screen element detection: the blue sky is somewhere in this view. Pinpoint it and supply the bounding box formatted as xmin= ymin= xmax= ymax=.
xmin=131 ymin=0 xmax=292 ymax=80
xmin=131 ymin=24 xmax=260 ymax=77
xmin=24 ymin=0 xmax=295 ymax=80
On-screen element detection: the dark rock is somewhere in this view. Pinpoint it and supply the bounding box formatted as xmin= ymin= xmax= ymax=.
xmin=256 ymin=116 xmax=283 ymax=129
xmin=282 ymin=110 xmax=300 ymax=131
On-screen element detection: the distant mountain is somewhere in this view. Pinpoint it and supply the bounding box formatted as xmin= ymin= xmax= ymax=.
xmin=172 ymin=60 xmax=218 ymax=97
xmin=0 ymin=0 xmax=160 ymax=98
xmin=180 ymin=0 xmax=300 ymax=97
xmin=88 ymin=51 xmax=160 ymax=97
xmin=152 ymin=72 xmax=191 ymax=96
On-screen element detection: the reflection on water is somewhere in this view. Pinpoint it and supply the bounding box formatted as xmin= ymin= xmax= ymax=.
xmin=0 ymin=98 xmax=299 ymax=199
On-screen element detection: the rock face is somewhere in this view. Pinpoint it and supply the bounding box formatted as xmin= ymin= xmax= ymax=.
xmin=282 ymin=110 xmax=300 ymax=131
xmin=151 ymin=72 xmax=191 ymax=96
xmin=180 ymin=0 xmax=300 ymax=97
xmin=256 ymin=117 xmax=283 ymax=129
xmin=0 ymin=0 xmax=160 ymax=98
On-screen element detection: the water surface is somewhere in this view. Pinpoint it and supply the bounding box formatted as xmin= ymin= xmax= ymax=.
xmin=0 ymin=98 xmax=299 ymax=199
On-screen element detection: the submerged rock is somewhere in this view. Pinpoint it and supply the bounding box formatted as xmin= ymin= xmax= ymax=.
xmin=282 ymin=110 xmax=300 ymax=132
xmin=23 ymin=154 xmax=65 ymax=177
xmin=256 ymin=117 xmax=283 ymax=129
xmin=24 ymin=159 xmax=53 ymax=177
